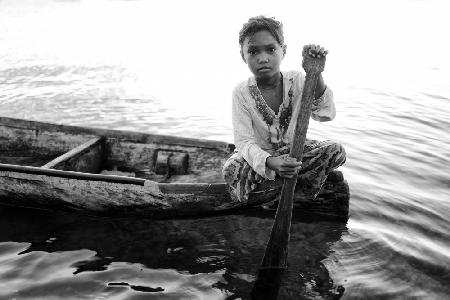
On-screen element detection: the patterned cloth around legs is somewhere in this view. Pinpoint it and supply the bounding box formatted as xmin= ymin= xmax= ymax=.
xmin=222 ymin=139 xmax=346 ymax=203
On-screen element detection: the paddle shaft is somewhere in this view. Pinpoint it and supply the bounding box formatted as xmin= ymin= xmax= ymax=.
xmin=260 ymin=54 xmax=326 ymax=269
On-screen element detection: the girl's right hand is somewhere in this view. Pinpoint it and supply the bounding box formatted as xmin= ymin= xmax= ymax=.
xmin=266 ymin=155 xmax=302 ymax=178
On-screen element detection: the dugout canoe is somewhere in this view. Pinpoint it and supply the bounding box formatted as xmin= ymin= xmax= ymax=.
xmin=0 ymin=116 xmax=350 ymax=219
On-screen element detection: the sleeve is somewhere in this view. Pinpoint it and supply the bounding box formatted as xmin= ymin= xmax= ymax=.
xmin=232 ymin=87 xmax=276 ymax=180
xmin=310 ymin=86 xmax=336 ymax=122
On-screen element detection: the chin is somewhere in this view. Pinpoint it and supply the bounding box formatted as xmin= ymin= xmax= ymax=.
xmin=255 ymin=71 xmax=276 ymax=80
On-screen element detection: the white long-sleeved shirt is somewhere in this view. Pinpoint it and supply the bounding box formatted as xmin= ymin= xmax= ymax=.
xmin=232 ymin=70 xmax=335 ymax=180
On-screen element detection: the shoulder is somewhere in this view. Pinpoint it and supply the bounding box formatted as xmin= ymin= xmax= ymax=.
xmin=232 ymin=79 xmax=248 ymax=97
xmin=232 ymin=77 xmax=255 ymax=106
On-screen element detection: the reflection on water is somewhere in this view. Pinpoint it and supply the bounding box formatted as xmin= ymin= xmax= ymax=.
xmin=0 ymin=206 xmax=346 ymax=299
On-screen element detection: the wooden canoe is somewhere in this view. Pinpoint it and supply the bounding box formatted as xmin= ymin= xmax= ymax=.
xmin=0 ymin=117 xmax=349 ymax=219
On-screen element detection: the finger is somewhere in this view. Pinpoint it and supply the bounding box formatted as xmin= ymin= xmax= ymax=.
xmin=313 ymin=46 xmax=320 ymax=57
xmin=280 ymin=164 xmax=300 ymax=171
xmin=280 ymin=168 xmax=300 ymax=177
xmin=280 ymin=172 xmax=295 ymax=178
xmin=284 ymin=157 xmax=301 ymax=164
xmin=284 ymin=157 xmax=297 ymax=163
xmin=281 ymin=175 xmax=293 ymax=179
xmin=287 ymin=166 xmax=301 ymax=174
xmin=282 ymin=160 xmax=302 ymax=167
xmin=280 ymin=170 xmax=297 ymax=177
xmin=303 ymin=45 xmax=311 ymax=55
xmin=311 ymin=45 xmax=321 ymax=57
xmin=280 ymin=165 xmax=298 ymax=172
xmin=279 ymin=154 xmax=290 ymax=160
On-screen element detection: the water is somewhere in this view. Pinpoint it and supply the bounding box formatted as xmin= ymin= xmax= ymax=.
xmin=0 ymin=0 xmax=449 ymax=299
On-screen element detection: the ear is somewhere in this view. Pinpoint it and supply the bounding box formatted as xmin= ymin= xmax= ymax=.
xmin=282 ymin=44 xmax=287 ymax=59
xmin=240 ymin=49 xmax=247 ymax=63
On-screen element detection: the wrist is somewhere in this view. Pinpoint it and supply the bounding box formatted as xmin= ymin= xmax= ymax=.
xmin=265 ymin=156 xmax=275 ymax=171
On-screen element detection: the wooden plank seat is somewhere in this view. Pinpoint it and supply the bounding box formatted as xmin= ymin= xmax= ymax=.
xmin=42 ymin=136 xmax=105 ymax=173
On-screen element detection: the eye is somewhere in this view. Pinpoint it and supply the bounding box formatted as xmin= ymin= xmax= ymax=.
xmin=269 ymin=47 xmax=277 ymax=53
xmin=248 ymin=50 xmax=257 ymax=56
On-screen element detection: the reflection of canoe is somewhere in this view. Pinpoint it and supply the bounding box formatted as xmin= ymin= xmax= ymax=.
xmin=0 ymin=205 xmax=347 ymax=298
xmin=0 ymin=117 xmax=349 ymax=219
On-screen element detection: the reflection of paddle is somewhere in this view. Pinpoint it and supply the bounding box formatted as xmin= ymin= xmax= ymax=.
xmin=251 ymin=50 xmax=326 ymax=299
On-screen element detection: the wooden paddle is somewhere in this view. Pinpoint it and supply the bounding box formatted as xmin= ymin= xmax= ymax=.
xmin=251 ymin=49 xmax=326 ymax=299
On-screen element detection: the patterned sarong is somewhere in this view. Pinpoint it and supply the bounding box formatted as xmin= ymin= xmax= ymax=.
xmin=222 ymin=139 xmax=346 ymax=203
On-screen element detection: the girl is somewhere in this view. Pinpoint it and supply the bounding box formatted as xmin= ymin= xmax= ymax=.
xmin=222 ymin=16 xmax=346 ymax=205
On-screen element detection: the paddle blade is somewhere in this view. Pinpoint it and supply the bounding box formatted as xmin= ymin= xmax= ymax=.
xmin=251 ymin=267 xmax=285 ymax=300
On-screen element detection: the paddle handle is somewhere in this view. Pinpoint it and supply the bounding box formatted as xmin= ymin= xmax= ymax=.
xmin=259 ymin=53 xmax=326 ymax=269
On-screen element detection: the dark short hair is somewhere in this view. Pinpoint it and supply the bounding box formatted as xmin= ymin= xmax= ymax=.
xmin=238 ymin=16 xmax=284 ymax=47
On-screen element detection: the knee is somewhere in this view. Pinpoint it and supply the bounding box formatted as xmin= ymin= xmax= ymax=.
xmin=322 ymin=140 xmax=346 ymax=166
xmin=333 ymin=142 xmax=346 ymax=166
xmin=222 ymin=154 xmax=243 ymax=184
xmin=222 ymin=159 xmax=233 ymax=181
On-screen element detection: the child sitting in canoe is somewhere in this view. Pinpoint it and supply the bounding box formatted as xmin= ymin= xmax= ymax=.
xmin=222 ymin=16 xmax=346 ymax=204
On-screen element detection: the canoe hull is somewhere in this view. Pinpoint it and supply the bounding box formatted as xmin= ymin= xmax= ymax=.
xmin=0 ymin=169 xmax=225 ymax=217
xmin=0 ymin=117 xmax=350 ymax=219
xmin=0 ymin=165 xmax=349 ymax=219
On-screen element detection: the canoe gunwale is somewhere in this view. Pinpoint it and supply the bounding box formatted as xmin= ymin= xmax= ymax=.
xmin=0 ymin=163 xmax=229 ymax=193
xmin=0 ymin=163 xmax=147 ymax=185
xmin=0 ymin=116 xmax=235 ymax=152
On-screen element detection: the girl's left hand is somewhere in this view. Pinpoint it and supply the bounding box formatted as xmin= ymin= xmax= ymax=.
xmin=303 ymin=44 xmax=328 ymax=58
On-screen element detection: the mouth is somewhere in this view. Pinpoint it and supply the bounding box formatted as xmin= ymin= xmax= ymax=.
xmin=257 ymin=67 xmax=271 ymax=72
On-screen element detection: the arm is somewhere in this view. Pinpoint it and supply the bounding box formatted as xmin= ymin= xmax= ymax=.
xmin=314 ymin=74 xmax=327 ymax=99
xmin=311 ymin=83 xmax=336 ymax=122
xmin=303 ymin=44 xmax=336 ymax=122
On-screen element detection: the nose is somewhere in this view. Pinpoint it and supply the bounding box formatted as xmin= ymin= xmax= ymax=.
xmin=257 ymin=53 xmax=269 ymax=64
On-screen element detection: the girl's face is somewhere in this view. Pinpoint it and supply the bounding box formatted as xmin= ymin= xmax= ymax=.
xmin=241 ymin=30 xmax=286 ymax=80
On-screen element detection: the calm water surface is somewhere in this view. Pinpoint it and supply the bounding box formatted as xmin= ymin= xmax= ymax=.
xmin=0 ymin=0 xmax=449 ymax=299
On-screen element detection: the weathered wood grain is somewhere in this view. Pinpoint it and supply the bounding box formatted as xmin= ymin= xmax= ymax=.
xmin=104 ymin=139 xmax=228 ymax=182
xmin=253 ymin=53 xmax=328 ymax=298
xmin=42 ymin=136 xmax=105 ymax=173
xmin=0 ymin=163 xmax=348 ymax=219
xmin=0 ymin=120 xmax=98 ymax=157
xmin=0 ymin=116 xmax=349 ymax=219
xmin=0 ymin=117 xmax=233 ymax=151
xmin=258 ymin=52 xmax=327 ymax=271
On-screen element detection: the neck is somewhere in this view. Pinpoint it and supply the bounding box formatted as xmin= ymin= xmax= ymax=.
xmin=256 ymin=72 xmax=282 ymax=90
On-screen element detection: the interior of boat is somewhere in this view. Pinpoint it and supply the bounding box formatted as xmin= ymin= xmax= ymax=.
xmin=0 ymin=120 xmax=231 ymax=184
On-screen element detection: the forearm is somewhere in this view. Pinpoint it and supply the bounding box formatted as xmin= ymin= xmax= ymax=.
xmin=310 ymin=86 xmax=336 ymax=121
xmin=314 ymin=74 xmax=327 ymax=99
xmin=237 ymin=140 xmax=274 ymax=178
